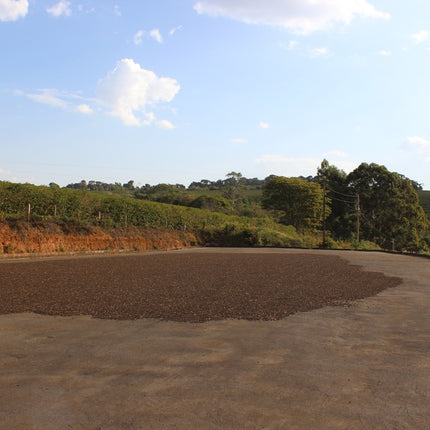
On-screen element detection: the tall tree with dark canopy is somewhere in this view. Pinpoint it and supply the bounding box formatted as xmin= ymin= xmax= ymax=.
xmin=347 ymin=163 xmax=429 ymax=251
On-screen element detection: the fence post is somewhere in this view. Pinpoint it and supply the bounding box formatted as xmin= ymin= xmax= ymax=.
xmin=27 ymin=203 xmax=31 ymax=225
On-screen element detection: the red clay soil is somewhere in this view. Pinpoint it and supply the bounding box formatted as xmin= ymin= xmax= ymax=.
xmin=0 ymin=252 xmax=402 ymax=323
xmin=0 ymin=223 xmax=197 ymax=254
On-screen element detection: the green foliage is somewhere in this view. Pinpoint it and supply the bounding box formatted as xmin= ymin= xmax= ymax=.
xmin=0 ymin=180 xmax=316 ymax=249
xmin=222 ymin=172 xmax=245 ymax=207
xmin=262 ymin=176 xmax=327 ymax=232
xmin=317 ymin=159 xmax=354 ymax=239
xmin=188 ymin=195 xmax=233 ymax=212
xmin=347 ymin=163 xmax=429 ymax=251
xmin=2 ymin=161 xmax=428 ymax=253
xmin=418 ymin=190 xmax=430 ymax=220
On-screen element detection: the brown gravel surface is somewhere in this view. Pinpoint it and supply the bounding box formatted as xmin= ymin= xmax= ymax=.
xmin=0 ymin=251 xmax=401 ymax=322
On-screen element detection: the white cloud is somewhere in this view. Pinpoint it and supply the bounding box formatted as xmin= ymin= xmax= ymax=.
xmin=26 ymin=89 xmax=68 ymax=108
xmin=156 ymin=120 xmax=175 ymax=129
xmin=0 ymin=167 xmax=11 ymax=175
xmin=411 ymin=30 xmax=429 ymax=44
xmin=256 ymin=155 xmax=321 ymax=176
xmin=114 ymin=4 xmax=121 ymax=16
xmin=379 ymin=50 xmax=391 ymax=56
xmin=310 ymin=46 xmax=329 ymax=58
xmin=76 ymin=104 xmax=93 ymax=114
xmin=46 ymin=0 xmax=71 ymax=17
xmin=231 ymin=138 xmax=248 ymax=143
xmin=133 ymin=30 xmax=144 ymax=45
xmin=259 ymin=121 xmax=270 ymax=129
xmin=149 ymin=28 xmax=163 ymax=43
xmin=403 ymin=136 xmax=430 ymax=154
xmin=255 ymin=154 xmax=355 ymax=177
xmin=14 ymin=59 xmax=180 ymax=127
xmin=325 ymin=150 xmax=348 ymax=158
xmin=134 ymin=29 xmax=163 ymax=45
xmin=170 ymin=25 xmax=183 ymax=35
xmin=96 ymin=58 xmax=180 ymax=127
xmin=17 ymin=88 xmax=97 ymax=114
xmin=0 ymin=0 xmax=28 ymax=21
xmin=194 ymin=0 xmax=390 ymax=35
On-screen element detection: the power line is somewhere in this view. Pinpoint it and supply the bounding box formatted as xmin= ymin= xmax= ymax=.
xmin=328 ymin=195 xmax=357 ymax=205
xmin=326 ymin=186 xmax=356 ymax=199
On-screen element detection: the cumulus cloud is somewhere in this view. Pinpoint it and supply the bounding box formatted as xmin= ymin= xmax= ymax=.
xmin=0 ymin=0 xmax=28 ymax=21
xmin=403 ymin=136 xmax=430 ymax=154
xmin=46 ymin=0 xmax=72 ymax=17
xmin=193 ymin=0 xmax=390 ymax=34
xmin=379 ymin=50 xmax=391 ymax=56
xmin=96 ymin=58 xmax=180 ymax=127
xmin=411 ymin=30 xmax=429 ymax=44
xmin=259 ymin=121 xmax=270 ymax=129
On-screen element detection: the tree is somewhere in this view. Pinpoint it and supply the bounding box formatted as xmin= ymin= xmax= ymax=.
xmin=347 ymin=163 xmax=429 ymax=251
xmin=262 ymin=176 xmax=327 ymax=232
xmin=123 ymin=180 xmax=135 ymax=190
xmin=317 ymin=159 xmax=354 ymax=239
xmin=189 ymin=195 xmax=232 ymax=213
xmin=222 ymin=172 xmax=245 ymax=207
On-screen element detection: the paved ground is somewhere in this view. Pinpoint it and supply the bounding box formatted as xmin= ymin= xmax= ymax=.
xmin=1 ymin=248 xmax=429 ymax=429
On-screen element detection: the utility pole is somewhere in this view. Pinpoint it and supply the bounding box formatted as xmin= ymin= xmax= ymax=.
xmin=356 ymin=194 xmax=360 ymax=242
xmin=322 ymin=180 xmax=326 ymax=247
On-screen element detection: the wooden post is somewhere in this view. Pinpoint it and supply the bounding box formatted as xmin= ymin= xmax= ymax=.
xmin=27 ymin=203 xmax=31 ymax=223
xmin=356 ymin=194 xmax=360 ymax=242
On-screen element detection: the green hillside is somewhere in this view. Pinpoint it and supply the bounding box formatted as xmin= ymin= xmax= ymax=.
xmin=0 ymin=181 xmax=312 ymax=249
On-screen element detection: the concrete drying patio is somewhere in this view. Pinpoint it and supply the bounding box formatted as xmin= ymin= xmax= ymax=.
xmin=1 ymin=248 xmax=429 ymax=429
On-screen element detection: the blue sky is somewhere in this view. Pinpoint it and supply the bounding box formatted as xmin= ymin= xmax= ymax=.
xmin=1 ymin=0 xmax=430 ymax=188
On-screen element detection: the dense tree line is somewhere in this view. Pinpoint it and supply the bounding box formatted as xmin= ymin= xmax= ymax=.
xmin=316 ymin=160 xmax=429 ymax=251
xmin=4 ymin=160 xmax=429 ymax=252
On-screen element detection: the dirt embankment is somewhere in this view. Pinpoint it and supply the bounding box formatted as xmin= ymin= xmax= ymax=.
xmin=0 ymin=222 xmax=197 ymax=255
